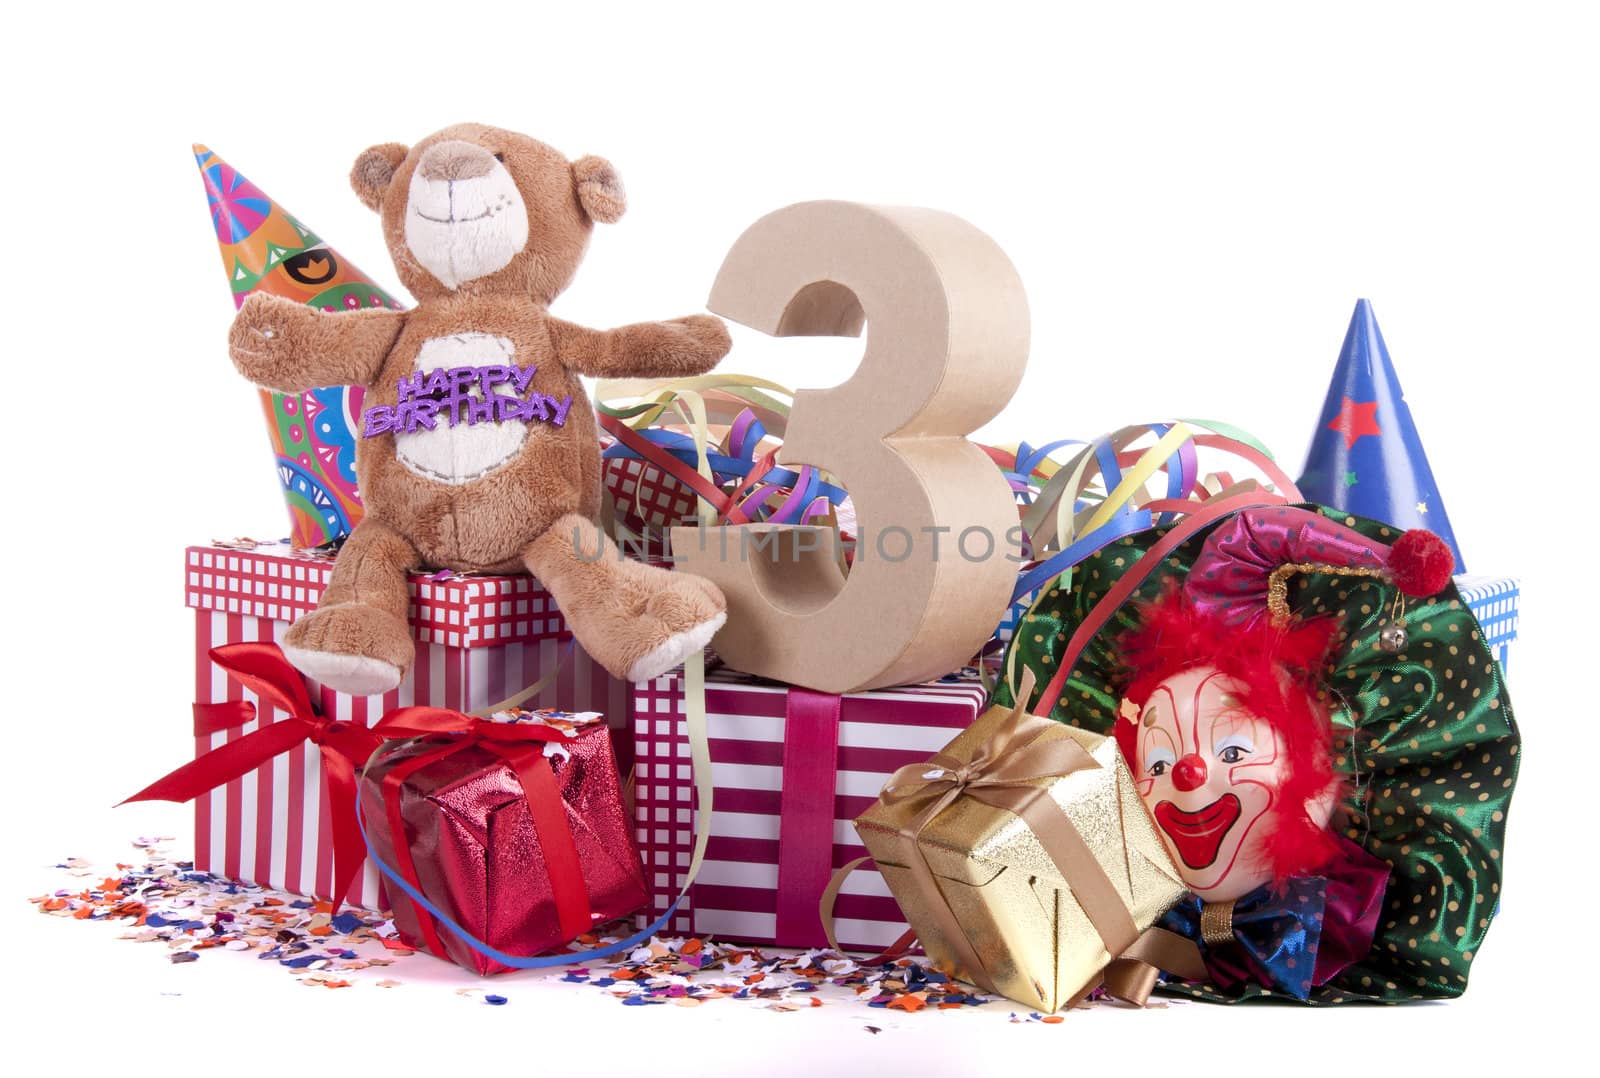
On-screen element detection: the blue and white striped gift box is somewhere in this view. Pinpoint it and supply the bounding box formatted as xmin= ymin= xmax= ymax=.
xmin=1454 ymin=574 xmax=1520 ymax=674
xmin=995 ymin=591 xmax=1030 ymax=647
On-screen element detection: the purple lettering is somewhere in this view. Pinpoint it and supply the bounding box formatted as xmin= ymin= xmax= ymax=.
xmin=361 ymin=405 xmax=395 ymax=437
xmin=439 ymin=391 xmax=471 ymax=427
xmin=422 ymin=368 xmax=452 ymax=396
xmin=479 ymin=365 xmax=512 ymax=395
xmin=396 ymin=371 xmax=425 ymax=403
xmin=410 ymin=399 xmax=440 ymax=432
xmin=382 ymin=365 xmax=573 ymax=432
xmin=520 ymin=393 xmax=551 ymax=422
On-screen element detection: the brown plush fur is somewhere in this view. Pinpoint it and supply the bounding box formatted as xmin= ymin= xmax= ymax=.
xmin=229 ymin=123 xmax=730 ymax=694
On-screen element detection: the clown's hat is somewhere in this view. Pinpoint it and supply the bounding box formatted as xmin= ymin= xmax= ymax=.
xmin=194 ymin=144 xmax=405 ymax=547
xmin=1296 ymin=300 xmax=1466 ymax=572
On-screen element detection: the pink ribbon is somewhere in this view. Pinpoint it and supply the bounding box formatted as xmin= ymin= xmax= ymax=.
xmin=774 ymin=689 xmax=844 ymax=947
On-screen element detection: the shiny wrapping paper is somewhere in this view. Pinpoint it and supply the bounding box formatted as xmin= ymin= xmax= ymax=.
xmin=996 ymin=506 xmax=1520 ymax=1003
xmin=855 ymin=697 xmax=1189 ymax=1013
xmin=359 ymin=722 xmax=647 ymax=975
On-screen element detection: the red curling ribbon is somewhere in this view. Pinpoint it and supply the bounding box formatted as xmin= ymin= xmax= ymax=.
xmin=599 ymin=411 xmax=752 ymax=525
xmin=121 ymin=642 xmax=381 ymax=912
xmin=368 ymin=707 xmax=594 ymax=951
xmin=1103 ymin=435 xmax=1290 ymax=497
xmin=774 ymin=690 xmax=844 ymax=948
xmin=723 ymin=448 xmax=783 ymax=520
xmin=1191 ymin=435 xmax=1301 ymax=499
xmin=1031 ymin=491 xmax=1290 ymax=714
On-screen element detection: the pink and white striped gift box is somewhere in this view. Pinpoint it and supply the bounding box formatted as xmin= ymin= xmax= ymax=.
xmin=633 ymin=667 xmax=986 ymax=951
xmin=185 ymin=541 xmax=630 ymax=910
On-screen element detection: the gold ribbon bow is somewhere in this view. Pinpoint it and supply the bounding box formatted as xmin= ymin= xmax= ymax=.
xmin=865 ymin=670 xmax=1204 ymax=1006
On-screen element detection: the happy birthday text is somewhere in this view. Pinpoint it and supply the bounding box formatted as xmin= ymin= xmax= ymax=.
xmin=360 ymin=364 xmax=574 ymax=438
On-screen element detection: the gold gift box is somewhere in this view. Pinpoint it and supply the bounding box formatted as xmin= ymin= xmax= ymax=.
xmin=855 ymin=695 xmax=1190 ymax=1012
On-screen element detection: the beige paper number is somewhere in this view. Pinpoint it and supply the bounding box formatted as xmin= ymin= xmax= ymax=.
xmin=672 ymin=201 xmax=1029 ymax=692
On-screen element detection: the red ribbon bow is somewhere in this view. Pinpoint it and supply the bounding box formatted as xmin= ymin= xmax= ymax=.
xmin=121 ymin=642 xmax=381 ymax=911
xmin=366 ymin=706 xmax=594 ymax=960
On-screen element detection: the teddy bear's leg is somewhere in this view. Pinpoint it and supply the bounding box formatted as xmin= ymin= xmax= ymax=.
xmin=282 ymin=518 xmax=419 ymax=696
xmin=525 ymin=514 xmax=726 ymax=683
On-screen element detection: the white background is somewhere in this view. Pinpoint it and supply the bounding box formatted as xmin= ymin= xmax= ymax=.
xmin=3 ymin=1 xmax=1592 ymax=1072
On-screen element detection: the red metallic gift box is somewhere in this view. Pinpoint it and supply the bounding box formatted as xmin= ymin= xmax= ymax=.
xmin=359 ymin=711 xmax=647 ymax=975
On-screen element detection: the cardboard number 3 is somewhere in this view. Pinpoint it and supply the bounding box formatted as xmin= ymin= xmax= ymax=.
xmin=672 ymin=201 xmax=1029 ymax=693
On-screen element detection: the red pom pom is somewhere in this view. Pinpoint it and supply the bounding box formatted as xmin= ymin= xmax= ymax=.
xmin=1389 ymin=530 xmax=1455 ymax=597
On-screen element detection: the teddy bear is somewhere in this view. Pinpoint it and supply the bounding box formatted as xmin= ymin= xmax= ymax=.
xmin=228 ymin=123 xmax=731 ymax=696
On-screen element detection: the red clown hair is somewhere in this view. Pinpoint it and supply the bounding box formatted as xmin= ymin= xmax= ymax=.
xmin=1114 ymin=587 xmax=1346 ymax=887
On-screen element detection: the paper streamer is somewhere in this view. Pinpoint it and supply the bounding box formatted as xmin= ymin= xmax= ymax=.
xmin=595 ymin=376 xmax=849 ymax=551
xmin=984 ymin=420 xmax=1300 ymax=691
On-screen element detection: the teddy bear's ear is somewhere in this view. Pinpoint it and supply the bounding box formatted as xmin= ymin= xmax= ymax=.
xmin=350 ymin=143 xmax=410 ymax=212
xmin=572 ymin=155 xmax=627 ymax=224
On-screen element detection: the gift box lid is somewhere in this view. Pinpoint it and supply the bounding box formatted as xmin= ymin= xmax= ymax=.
xmin=857 ymin=714 xmax=1181 ymax=901
xmin=185 ymin=539 xmax=570 ymax=648
xmin=698 ymin=664 xmax=988 ymax=702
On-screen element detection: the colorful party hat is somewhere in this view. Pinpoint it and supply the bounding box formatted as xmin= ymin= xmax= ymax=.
xmin=1296 ymin=299 xmax=1466 ymax=572
xmin=194 ymin=144 xmax=406 ymax=547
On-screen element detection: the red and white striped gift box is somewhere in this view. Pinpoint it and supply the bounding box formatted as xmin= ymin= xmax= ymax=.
xmin=185 ymin=541 xmax=630 ymax=910
xmin=633 ymin=668 xmax=987 ymax=951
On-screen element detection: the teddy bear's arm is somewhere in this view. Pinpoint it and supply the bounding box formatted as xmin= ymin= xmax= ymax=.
xmin=229 ymin=292 xmax=407 ymax=392
xmin=548 ymin=315 xmax=731 ymax=379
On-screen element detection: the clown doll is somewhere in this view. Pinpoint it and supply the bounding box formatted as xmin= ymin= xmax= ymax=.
xmin=997 ymin=505 xmax=1519 ymax=1003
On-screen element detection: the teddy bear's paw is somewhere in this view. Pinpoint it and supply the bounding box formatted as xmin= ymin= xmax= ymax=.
xmin=229 ymin=293 xmax=310 ymax=384
xmin=618 ymin=574 xmax=726 ymax=681
xmin=282 ymin=602 xmax=413 ymax=696
xmin=664 ymin=314 xmax=733 ymax=368
xmin=625 ymin=609 xmax=727 ymax=683
xmin=675 ymin=571 xmax=727 ymax=612
xmin=283 ymin=645 xmax=404 ymax=697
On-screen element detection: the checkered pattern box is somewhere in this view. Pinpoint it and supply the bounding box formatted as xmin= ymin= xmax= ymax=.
xmin=633 ymin=668 xmax=987 ymax=951
xmin=602 ymin=454 xmax=700 ymax=559
xmin=185 ymin=540 xmax=631 ymax=909
xmin=1456 ymin=575 xmax=1520 ymax=673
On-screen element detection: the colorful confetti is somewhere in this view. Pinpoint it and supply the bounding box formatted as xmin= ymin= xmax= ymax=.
xmin=30 ymin=838 xmax=403 ymax=986
xmin=32 ymin=839 xmax=999 ymax=1017
xmin=552 ymin=934 xmax=992 ymax=1013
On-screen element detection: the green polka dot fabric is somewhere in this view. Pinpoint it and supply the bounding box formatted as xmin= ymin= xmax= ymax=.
xmin=994 ymin=506 xmax=1520 ymax=1004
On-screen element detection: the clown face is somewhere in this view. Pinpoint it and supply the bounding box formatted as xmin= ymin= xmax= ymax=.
xmin=1126 ymin=665 xmax=1322 ymax=902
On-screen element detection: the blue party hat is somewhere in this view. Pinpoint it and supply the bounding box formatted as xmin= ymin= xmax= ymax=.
xmin=1297 ymin=300 xmax=1466 ymax=572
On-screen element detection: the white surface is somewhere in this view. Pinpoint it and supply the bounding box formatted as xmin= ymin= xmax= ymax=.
xmin=3 ymin=0 xmax=1591 ymax=1071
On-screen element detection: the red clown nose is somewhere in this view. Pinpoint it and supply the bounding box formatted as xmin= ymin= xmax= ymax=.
xmin=1172 ymin=754 xmax=1209 ymax=791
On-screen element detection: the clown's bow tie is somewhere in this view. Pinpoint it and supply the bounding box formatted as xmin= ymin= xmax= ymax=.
xmin=1159 ymin=842 xmax=1388 ymax=999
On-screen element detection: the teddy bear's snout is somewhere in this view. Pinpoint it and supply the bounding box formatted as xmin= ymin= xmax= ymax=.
xmin=418 ymin=140 xmax=498 ymax=183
